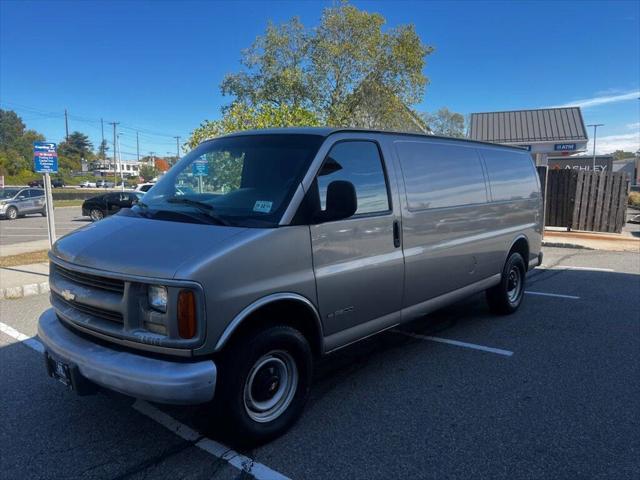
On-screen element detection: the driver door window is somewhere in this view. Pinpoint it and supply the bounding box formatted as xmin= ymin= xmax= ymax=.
xmin=316 ymin=141 xmax=390 ymax=217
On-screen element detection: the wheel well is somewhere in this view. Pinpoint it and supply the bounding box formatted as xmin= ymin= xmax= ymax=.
xmin=220 ymin=299 xmax=323 ymax=357
xmin=508 ymin=237 xmax=530 ymax=270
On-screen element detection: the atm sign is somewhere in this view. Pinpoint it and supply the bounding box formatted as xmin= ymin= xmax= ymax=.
xmin=554 ymin=143 xmax=577 ymax=151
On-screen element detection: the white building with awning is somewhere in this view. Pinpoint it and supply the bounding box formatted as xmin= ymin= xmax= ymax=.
xmin=468 ymin=107 xmax=589 ymax=166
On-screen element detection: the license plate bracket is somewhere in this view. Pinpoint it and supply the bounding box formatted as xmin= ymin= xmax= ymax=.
xmin=46 ymin=353 xmax=73 ymax=389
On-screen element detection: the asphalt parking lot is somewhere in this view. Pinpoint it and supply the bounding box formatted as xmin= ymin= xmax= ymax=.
xmin=0 ymin=247 xmax=638 ymax=479
xmin=0 ymin=207 xmax=87 ymax=247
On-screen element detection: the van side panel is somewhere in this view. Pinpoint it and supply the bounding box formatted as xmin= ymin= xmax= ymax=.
xmin=478 ymin=146 xmax=543 ymax=269
xmin=394 ymin=140 xmax=498 ymax=307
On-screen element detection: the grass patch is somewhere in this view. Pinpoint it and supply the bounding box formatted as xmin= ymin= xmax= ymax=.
xmin=629 ymin=191 xmax=640 ymax=208
xmin=53 ymin=199 xmax=84 ymax=208
xmin=0 ymin=250 xmax=49 ymax=268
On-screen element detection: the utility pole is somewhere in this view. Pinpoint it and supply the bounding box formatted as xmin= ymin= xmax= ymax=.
xmin=587 ymin=124 xmax=604 ymax=172
xmin=109 ymin=121 xmax=120 ymax=185
xmin=136 ymin=131 xmax=140 ymax=162
xmin=174 ymin=136 xmax=181 ymax=165
xmin=64 ymin=109 xmax=69 ymax=141
xmin=100 ymin=118 xmax=105 ymax=159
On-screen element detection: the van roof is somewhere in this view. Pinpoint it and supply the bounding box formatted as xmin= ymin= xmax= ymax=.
xmin=207 ymin=127 xmax=528 ymax=152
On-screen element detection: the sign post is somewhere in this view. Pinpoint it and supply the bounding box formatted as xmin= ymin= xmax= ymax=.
xmin=192 ymin=159 xmax=208 ymax=193
xmin=33 ymin=142 xmax=58 ymax=248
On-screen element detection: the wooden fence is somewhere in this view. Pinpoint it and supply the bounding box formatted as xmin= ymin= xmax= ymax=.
xmin=537 ymin=168 xmax=629 ymax=233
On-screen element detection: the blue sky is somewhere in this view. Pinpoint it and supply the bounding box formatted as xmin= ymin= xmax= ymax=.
xmin=1 ymin=0 xmax=638 ymax=159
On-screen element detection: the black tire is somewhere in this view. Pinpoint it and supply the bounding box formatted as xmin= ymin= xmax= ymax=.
xmin=486 ymin=252 xmax=526 ymax=315
xmin=89 ymin=208 xmax=104 ymax=221
xmin=5 ymin=206 xmax=18 ymax=220
xmin=41 ymin=209 xmax=47 ymax=217
xmin=215 ymin=325 xmax=312 ymax=446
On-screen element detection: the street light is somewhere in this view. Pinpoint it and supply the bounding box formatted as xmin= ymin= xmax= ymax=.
xmin=587 ymin=124 xmax=604 ymax=172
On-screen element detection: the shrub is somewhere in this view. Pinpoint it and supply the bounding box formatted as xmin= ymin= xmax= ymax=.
xmin=629 ymin=191 xmax=640 ymax=208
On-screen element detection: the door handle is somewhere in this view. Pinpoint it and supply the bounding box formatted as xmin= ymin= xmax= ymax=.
xmin=393 ymin=220 xmax=401 ymax=248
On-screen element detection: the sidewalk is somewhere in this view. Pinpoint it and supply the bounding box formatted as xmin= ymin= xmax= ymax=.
xmin=0 ymin=262 xmax=50 ymax=299
xmin=543 ymin=228 xmax=640 ymax=252
xmin=0 ymin=239 xmax=50 ymax=257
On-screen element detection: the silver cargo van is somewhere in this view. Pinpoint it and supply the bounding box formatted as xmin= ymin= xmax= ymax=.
xmin=38 ymin=128 xmax=543 ymax=443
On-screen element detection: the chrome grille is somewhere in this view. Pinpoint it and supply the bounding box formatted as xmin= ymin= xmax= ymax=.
xmin=52 ymin=291 xmax=123 ymax=324
xmin=54 ymin=264 xmax=125 ymax=293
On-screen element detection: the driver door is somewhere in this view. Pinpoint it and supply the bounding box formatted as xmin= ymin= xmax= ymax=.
xmin=307 ymin=140 xmax=404 ymax=349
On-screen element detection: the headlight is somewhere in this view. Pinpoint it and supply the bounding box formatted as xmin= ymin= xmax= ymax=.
xmin=148 ymin=285 xmax=168 ymax=312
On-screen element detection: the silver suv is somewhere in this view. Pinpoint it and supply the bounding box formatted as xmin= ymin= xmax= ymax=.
xmin=0 ymin=187 xmax=47 ymax=220
xmin=38 ymin=128 xmax=543 ymax=444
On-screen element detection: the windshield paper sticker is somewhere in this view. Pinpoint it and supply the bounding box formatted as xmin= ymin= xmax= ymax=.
xmin=253 ymin=200 xmax=273 ymax=213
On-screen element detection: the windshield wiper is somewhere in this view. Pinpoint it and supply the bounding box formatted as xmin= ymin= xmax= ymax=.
xmin=166 ymin=197 xmax=230 ymax=226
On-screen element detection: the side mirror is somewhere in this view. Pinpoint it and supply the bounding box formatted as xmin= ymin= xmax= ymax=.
xmin=315 ymin=180 xmax=357 ymax=223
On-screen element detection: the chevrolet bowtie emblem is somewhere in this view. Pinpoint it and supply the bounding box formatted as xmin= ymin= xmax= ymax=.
xmin=61 ymin=289 xmax=76 ymax=302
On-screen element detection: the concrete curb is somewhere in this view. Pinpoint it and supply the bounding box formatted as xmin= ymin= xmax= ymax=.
xmin=0 ymin=281 xmax=49 ymax=300
xmin=542 ymin=241 xmax=594 ymax=250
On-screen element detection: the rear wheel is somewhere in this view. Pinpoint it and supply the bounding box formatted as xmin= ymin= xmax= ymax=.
xmin=5 ymin=206 xmax=18 ymax=220
xmin=89 ymin=208 xmax=104 ymax=221
xmin=486 ymin=252 xmax=526 ymax=314
xmin=215 ymin=325 xmax=312 ymax=446
xmin=41 ymin=209 xmax=47 ymax=217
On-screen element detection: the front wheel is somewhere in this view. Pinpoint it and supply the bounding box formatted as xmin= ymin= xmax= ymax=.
xmin=215 ymin=325 xmax=312 ymax=446
xmin=5 ymin=206 xmax=18 ymax=220
xmin=486 ymin=252 xmax=526 ymax=315
xmin=89 ymin=208 xmax=104 ymax=221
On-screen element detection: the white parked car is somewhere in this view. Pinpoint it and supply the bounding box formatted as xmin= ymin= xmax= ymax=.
xmin=134 ymin=182 xmax=155 ymax=193
xmin=79 ymin=181 xmax=97 ymax=188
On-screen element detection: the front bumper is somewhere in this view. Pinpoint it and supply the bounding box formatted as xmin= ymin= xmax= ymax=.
xmin=38 ymin=308 xmax=217 ymax=404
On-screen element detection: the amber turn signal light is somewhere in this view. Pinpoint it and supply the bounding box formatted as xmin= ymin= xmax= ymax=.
xmin=177 ymin=290 xmax=197 ymax=339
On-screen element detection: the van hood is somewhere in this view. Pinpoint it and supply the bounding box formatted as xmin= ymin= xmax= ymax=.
xmin=51 ymin=213 xmax=248 ymax=279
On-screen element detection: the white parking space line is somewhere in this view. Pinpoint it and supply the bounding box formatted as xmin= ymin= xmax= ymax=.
xmin=133 ymin=400 xmax=290 ymax=480
xmin=525 ymin=291 xmax=580 ymax=300
xmin=1 ymin=227 xmax=81 ymax=230
xmin=542 ymin=265 xmax=615 ymax=272
xmin=0 ymin=321 xmax=290 ymax=480
xmin=392 ymin=330 xmax=513 ymax=357
xmin=0 ymin=321 xmax=44 ymax=353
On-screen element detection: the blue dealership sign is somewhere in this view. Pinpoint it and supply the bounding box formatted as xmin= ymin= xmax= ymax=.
xmin=554 ymin=143 xmax=577 ymax=152
xmin=33 ymin=142 xmax=58 ymax=173
xmin=192 ymin=159 xmax=208 ymax=176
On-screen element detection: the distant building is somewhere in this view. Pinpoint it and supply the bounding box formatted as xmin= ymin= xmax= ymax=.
xmin=468 ymin=107 xmax=588 ymax=166
xmin=92 ymin=159 xmax=141 ymax=178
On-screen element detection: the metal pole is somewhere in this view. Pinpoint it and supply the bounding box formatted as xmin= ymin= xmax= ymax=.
xmin=174 ymin=136 xmax=181 ymax=164
xmin=117 ymin=134 xmax=125 ymax=191
xmin=100 ymin=118 xmax=105 ymax=159
xmin=64 ymin=109 xmax=69 ymax=141
xmin=43 ymin=172 xmax=56 ymax=247
xmin=136 ymin=131 xmax=140 ymax=162
xmin=587 ymin=124 xmax=604 ymax=172
xmin=109 ymin=122 xmax=119 ymax=185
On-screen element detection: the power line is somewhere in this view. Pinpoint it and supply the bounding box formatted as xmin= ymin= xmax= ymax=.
xmin=0 ymin=100 xmax=188 ymax=142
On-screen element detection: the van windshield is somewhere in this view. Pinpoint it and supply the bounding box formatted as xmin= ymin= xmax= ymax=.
xmin=134 ymin=134 xmax=324 ymax=227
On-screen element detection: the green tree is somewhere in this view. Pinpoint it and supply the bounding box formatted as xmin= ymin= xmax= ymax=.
xmin=189 ymin=1 xmax=433 ymax=146
xmin=58 ymin=131 xmax=94 ymax=171
xmin=186 ymin=103 xmax=320 ymax=149
xmin=97 ymin=139 xmax=109 ymax=159
xmin=139 ymin=164 xmax=159 ymax=182
xmin=423 ymin=107 xmax=466 ymax=137
xmin=0 ymin=109 xmax=46 ymax=175
xmin=611 ymin=149 xmax=634 ymax=160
